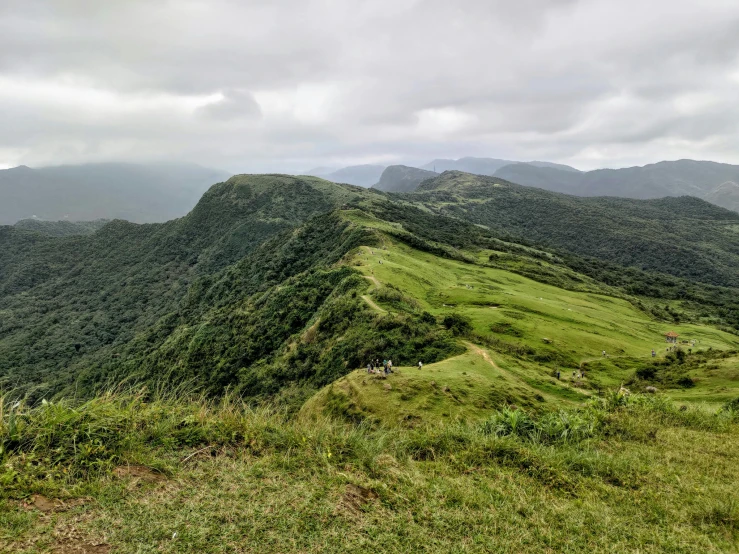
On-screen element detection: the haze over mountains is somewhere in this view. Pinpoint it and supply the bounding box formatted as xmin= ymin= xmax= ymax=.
xmin=304 ymin=164 xmax=386 ymax=188
xmin=373 ymin=165 xmax=438 ymax=193
xmin=494 ymin=160 xmax=739 ymax=212
xmin=0 ymin=162 xmax=230 ymax=225
xmin=3 ymin=157 xmax=739 ymax=229
xmin=312 ymin=157 xmax=738 ymax=214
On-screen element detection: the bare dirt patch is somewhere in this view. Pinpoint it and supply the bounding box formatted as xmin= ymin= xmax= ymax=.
xmin=112 ymin=464 xmax=165 ymax=483
xmin=337 ymin=484 xmax=379 ymax=515
xmin=22 ymin=495 xmax=88 ymax=514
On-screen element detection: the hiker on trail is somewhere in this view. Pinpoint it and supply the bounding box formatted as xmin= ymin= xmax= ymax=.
xmin=383 ymin=359 xmax=388 ymax=374
xmin=651 ymin=349 xmax=656 ymax=358
xmin=367 ymin=363 xmax=372 ymax=374
xmin=556 ymin=370 xmax=561 ymax=380
xmin=388 ymin=359 xmax=393 ymax=373
xmin=418 ymin=361 xmax=423 ymax=370
xmin=602 ymin=350 xmax=606 ymax=357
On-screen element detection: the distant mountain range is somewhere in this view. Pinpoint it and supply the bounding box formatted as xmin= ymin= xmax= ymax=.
xmin=332 ymin=158 xmax=739 ymax=213
xmin=373 ymin=165 xmax=437 ymax=193
xmin=3 ymin=158 xmax=738 ymax=228
xmin=493 ymin=160 xmax=739 ymax=213
xmin=307 ymin=157 xmax=580 ymax=190
xmin=420 ymin=157 xmax=581 ymax=175
xmin=0 ymin=162 xmax=230 ymax=225
xmin=304 ymin=164 xmax=386 ymax=188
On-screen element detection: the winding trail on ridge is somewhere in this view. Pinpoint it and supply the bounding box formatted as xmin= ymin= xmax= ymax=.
xmin=362 ymin=274 xmax=386 ymax=312
xmin=464 ymin=341 xmax=502 ymax=370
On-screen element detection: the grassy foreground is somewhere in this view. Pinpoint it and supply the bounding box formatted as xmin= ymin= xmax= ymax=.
xmin=1 ymin=391 xmax=738 ymax=553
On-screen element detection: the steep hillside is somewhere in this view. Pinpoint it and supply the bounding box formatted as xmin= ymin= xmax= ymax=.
xmin=372 ymin=165 xmax=437 ymax=192
xmin=0 ymin=162 xmax=230 ymax=224
xmin=494 ymin=159 xmax=739 ymax=211
xmin=409 ymin=171 xmax=739 ymax=288
xmin=0 ymin=175 xmax=377 ymax=399
xmin=303 ymin=225 xmax=738 ymax=425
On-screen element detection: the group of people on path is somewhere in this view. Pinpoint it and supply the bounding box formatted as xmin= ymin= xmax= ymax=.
xmin=367 ymin=358 xmax=393 ymax=374
xmin=366 ymin=359 xmax=424 ymax=374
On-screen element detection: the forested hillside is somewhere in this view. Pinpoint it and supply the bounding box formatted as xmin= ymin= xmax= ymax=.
xmin=0 ymin=175 xmax=375 ymax=399
xmin=408 ymin=171 xmax=739 ymax=288
xmin=2 ymin=172 xmax=739 ymax=406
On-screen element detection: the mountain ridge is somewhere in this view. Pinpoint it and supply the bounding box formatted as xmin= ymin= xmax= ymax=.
xmin=0 ymin=162 xmax=231 ymax=225
xmin=493 ymin=159 xmax=739 ymax=212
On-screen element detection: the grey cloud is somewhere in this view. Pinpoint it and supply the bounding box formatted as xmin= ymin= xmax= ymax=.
xmin=0 ymin=0 xmax=738 ymax=172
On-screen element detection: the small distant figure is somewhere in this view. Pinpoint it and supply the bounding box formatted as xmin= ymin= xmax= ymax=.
xmin=418 ymin=361 xmax=423 ymax=370
xmin=383 ymin=359 xmax=388 ymax=374
xmin=367 ymin=363 xmax=372 ymax=374
xmin=556 ymin=370 xmax=561 ymax=380
xmin=651 ymin=349 xmax=656 ymax=358
xmin=602 ymin=350 xmax=606 ymax=357
xmin=388 ymin=359 xmax=393 ymax=373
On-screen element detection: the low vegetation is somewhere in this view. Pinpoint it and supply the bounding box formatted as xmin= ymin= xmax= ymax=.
xmin=1 ymin=390 xmax=737 ymax=552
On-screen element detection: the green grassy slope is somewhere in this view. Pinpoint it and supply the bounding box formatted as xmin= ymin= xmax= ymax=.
xmin=304 ymin=224 xmax=739 ymax=423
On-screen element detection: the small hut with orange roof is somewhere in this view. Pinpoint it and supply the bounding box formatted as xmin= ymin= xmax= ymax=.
xmin=665 ymin=331 xmax=679 ymax=344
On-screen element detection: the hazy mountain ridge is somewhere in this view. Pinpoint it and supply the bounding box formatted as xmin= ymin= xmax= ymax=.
xmin=493 ymin=159 xmax=739 ymax=211
xmin=704 ymin=181 xmax=739 ymax=213
xmin=12 ymin=218 xmax=110 ymax=236
xmin=0 ymin=162 xmax=231 ymax=225
xmin=305 ymin=164 xmax=386 ymax=187
xmin=372 ymin=165 xmax=438 ymax=192
xmin=305 ymin=157 xmax=580 ymax=190
xmin=421 ymin=157 xmax=580 ymax=175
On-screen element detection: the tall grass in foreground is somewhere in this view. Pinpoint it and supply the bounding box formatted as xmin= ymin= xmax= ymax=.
xmin=1 ymin=386 xmax=736 ymax=499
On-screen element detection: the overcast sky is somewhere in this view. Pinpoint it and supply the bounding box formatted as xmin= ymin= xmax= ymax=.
xmin=1 ymin=0 xmax=738 ymax=173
